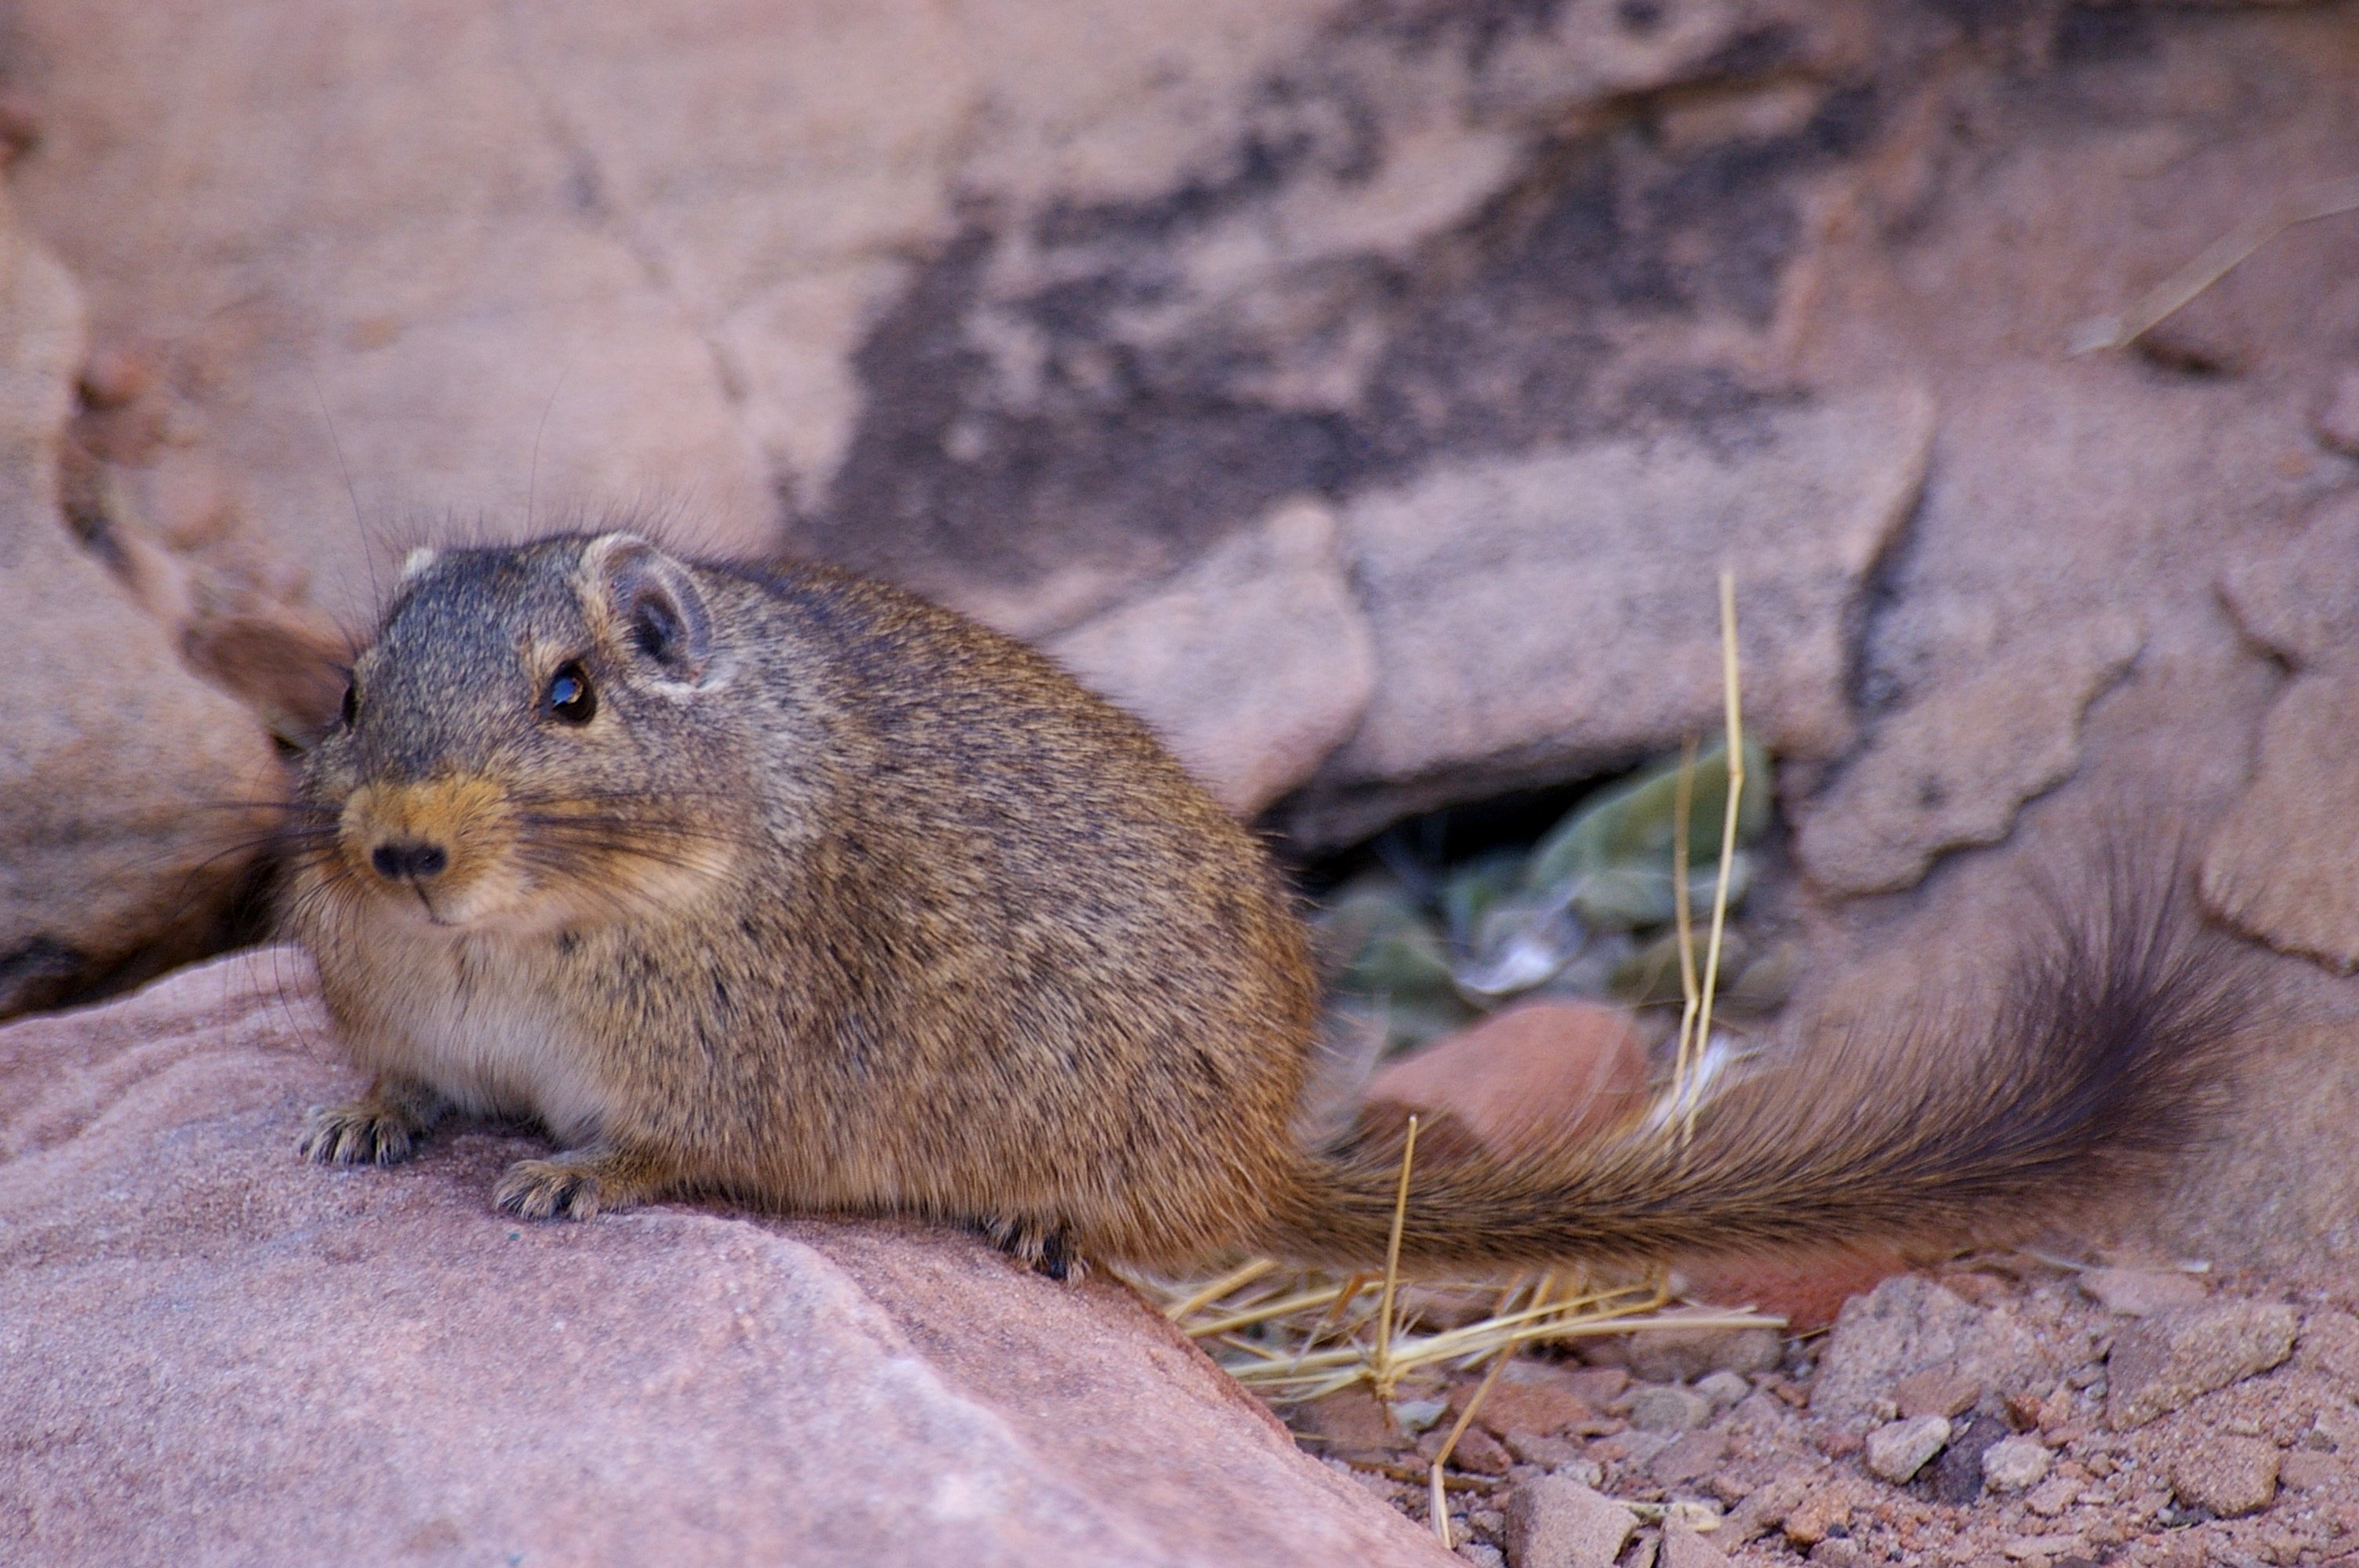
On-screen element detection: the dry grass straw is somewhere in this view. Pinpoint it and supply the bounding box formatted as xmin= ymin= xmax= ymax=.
xmin=2068 ymin=174 xmax=2359 ymax=355
xmin=1136 ymin=571 xmax=1776 ymax=1550
xmin=1670 ymin=569 xmax=1745 ymax=1145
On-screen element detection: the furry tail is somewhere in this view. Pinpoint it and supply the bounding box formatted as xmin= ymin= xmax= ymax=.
xmin=1259 ymin=854 xmax=2250 ymax=1271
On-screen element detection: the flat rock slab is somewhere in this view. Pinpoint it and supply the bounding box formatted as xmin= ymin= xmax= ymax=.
xmin=0 ymin=953 xmax=1449 ymax=1567
xmin=1282 ymin=387 xmax=1934 ymax=848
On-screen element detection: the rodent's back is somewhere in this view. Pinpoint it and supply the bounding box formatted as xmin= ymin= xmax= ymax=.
xmin=702 ymin=562 xmax=1323 ymax=1259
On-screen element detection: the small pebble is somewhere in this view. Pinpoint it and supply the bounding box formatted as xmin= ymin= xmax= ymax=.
xmin=2279 ymin=1450 xmax=2339 ymax=1491
xmin=2106 ymin=1301 xmax=2298 ymax=1429
xmin=1394 ymin=1398 xmax=1448 ymax=1433
xmin=2170 ymin=1433 xmax=2279 ymax=1517
xmin=1981 ymin=1435 xmax=2053 ymax=1494
xmin=1864 ymin=1414 xmax=1951 ymax=1483
xmin=1781 ymin=1488 xmax=1851 ymax=1548
xmin=1505 ymin=1475 xmax=1635 ymax=1568
xmin=2078 ymin=1266 xmax=2206 ymax=1316
xmin=1893 ymin=1367 xmax=1981 ymax=1420
xmin=1626 ymin=1385 xmax=1710 ymax=1435
xmin=1503 ymin=1430 xmax=1584 ymax=1469
xmin=1694 ymin=1370 xmax=1751 ymax=1412
xmin=1660 ymin=1519 xmax=1728 ymax=1568
xmin=2024 ymin=1474 xmax=2078 ymax=1517
xmin=1648 ymin=1428 xmax=1728 ymax=1487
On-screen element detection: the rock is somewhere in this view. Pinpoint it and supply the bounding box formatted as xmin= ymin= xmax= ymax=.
xmin=2078 ymin=1268 xmax=2208 ymax=1318
xmin=1045 ymin=499 xmax=1375 ymax=815
xmin=1430 ymin=1425 xmax=1514 ymax=1478
xmin=2315 ymin=370 xmax=2359 ymax=457
xmin=1298 ymin=1387 xmax=1402 ymax=1463
xmin=1475 ymin=1381 xmax=1600 ymax=1442
xmin=2200 ymin=670 xmax=2359 ymax=970
xmin=1812 ymin=1276 xmax=2045 ymax=1436
xmin=1682 ymin=1250 xmax=1909 ymax=1334
xmin=1285 ymin=389 xmax=1933 ymax=848
xmin=1863 ymin=1416 xmax=1950 ymax=1483
xmin=1358 ymin=1000 xmax=1648 ymax=1167
xmin=0 ymin=198 xmax=278 ymax=1019
xmin=2197 ymin=495 xmax=2359 ymax=967
xmin=1631 ymin=1327 xmax=1784 ymax=1386
xmin=2278 ymin=1450 xmax=2340 ymax=1492
xmin=1723 ymin=1472 xmax=1811 ymax=1543
xmin=2216 ymin=494 xmax=2359 ymax=668
xmin=1594 ymin=1312 xmax=1783 ymax=1385
xmin=1805 ymin=1541 xmax=1864 ymax=1568
xmin=1796 ymin=593 xmax=2142 ymax=896
xmin=1659 ymin=1521 xmax=1728 ymax=1568
xmin=1927 ymin=1414 xmax=2008 ymax=1504
xmin=1780 ymin=1484 xmax=1855 ymax=1549
xmin=2297 ymin=1310 xmax=2359 ymax=1388
xmin=1980 ymin=1436 xmax=2054 ymax=1495
xmin=2170 ymin=1436 xmax=2280 ymax=1518
xmin=2023 ymin=1475 xmax=2079 ymax=1518
xmin=0 ymin=954 xmax=1449 ymax=1566
xmin=1625 ymin=1387 xmax=1711 ymax=1436
xmin=1556 ymin=1368 xmax=1629 ymax=1406
xmin=1648 ymin=1429 xmax=1729 ymax=1488
xmin=1893 ymin=1368 xmax=1981 ymax=1420
xmin=1503 ymin=1475 xmax=1634 ymax=1568
xmin=2106 ymin=1302 xmax=2299 ymax=1431
xmin=1694 ymin=1372 xmax=1752 ymax=1414
xmin=1502 ymin=1432 xmax=1584 ymax=1472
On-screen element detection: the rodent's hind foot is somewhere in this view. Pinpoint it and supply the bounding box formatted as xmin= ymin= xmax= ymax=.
xmin=297 ymin=1091 xmax=434 ymax=1167
xmin=493 ymin=1146 xmax=671 ymax=1222
xmin=981 ymin=1216 xmax=1086 ymax=1281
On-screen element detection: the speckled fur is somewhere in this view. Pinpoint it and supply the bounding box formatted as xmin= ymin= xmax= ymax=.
xmin=286 ymin=532 xmax=2245 ymax=1276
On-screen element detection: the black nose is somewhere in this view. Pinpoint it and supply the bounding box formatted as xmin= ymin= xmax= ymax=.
xmin=370 ymin=840 xmax=449 ymax=881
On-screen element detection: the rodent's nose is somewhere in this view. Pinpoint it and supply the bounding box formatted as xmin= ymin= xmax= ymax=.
xmin=370 ymin=840 xmax=449 ymax=883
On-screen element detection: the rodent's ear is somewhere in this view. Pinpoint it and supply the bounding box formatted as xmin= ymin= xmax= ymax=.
xmin=581 ymin=532 xmax=713 ymax=684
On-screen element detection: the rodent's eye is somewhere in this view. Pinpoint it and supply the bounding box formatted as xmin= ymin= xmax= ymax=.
xmin=339 ymin=679 xmax=358 ymax=728
xmin=544 ymin=661 xmax=597 ymax=725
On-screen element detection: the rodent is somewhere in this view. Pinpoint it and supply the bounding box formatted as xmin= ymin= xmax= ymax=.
xmin=285 ymin=530 xmax=2245 ymax=1279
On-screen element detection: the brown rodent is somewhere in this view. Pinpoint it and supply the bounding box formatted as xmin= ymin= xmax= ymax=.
xmin=285 ymin=530 xmax=2244 ymax=1278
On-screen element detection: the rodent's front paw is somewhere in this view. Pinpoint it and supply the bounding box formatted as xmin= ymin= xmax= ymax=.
xmin=297 ymin=1102 xmax=420 ymax=1167
xmin=494 ymin=1158 xmax=609 ymax=1221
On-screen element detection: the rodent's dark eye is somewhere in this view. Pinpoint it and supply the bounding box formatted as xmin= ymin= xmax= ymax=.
xmin=545 ymin=662 xmax=597 ymax=724
xmin=339 ymin=679 xmax=357 ymax=728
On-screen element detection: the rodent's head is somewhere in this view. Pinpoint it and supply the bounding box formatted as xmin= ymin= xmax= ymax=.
xmin=292 ymin=532 xmax=747 ymax=933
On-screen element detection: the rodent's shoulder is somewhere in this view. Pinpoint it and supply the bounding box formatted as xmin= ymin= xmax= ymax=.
xmin=701 ymin=557 xmax=1209 ymax=784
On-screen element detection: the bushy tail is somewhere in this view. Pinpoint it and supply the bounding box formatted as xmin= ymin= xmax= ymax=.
xmin=1259 ymin=853 xmax=2251 ymax=1271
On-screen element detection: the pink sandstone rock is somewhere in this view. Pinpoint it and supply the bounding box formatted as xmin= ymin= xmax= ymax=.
xmin=0 ymin=950 xmax=1451 ymax=1567
xmin=1358 ymin=998 xmax=1649 ymax=1164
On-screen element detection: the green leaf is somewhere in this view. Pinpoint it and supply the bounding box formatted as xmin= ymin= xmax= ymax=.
xmin=1526 ymin=735 xmax=1771 ymax=894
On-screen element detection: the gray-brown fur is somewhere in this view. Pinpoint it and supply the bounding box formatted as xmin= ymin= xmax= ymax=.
xmin=285 ymin=532 xmax=2242 ymax=1276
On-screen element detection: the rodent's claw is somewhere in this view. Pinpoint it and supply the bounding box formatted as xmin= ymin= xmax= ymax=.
xmin=493 ymin=1158 xmax=608 ymax=1221
xmin=296 ymin=1102 xmax=418 ymax=1167
xmin=981 ymin=1215 xmax=1085 ymax=1281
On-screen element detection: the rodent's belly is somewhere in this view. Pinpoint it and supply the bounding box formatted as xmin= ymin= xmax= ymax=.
xmin=368 ymin=968 xmax=613 ymax=1144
